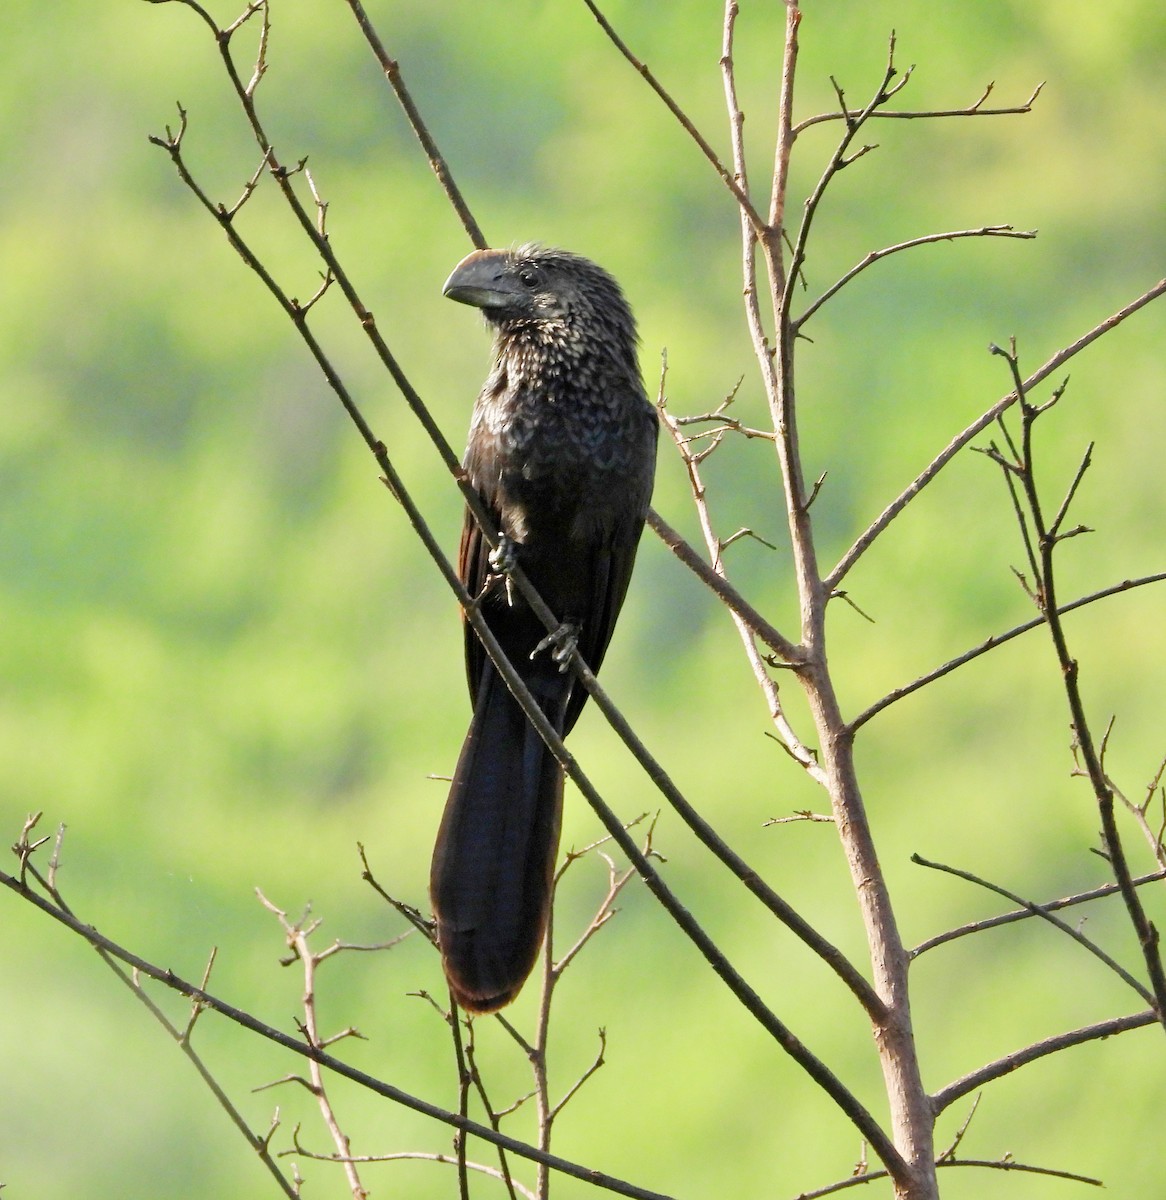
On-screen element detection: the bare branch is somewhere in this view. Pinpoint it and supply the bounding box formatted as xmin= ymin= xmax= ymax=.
xmin=1111 ymin=756 xmax=1166 ymax=868
xmin=797 ymin=227 xmax=1036 ymax=328
xmin=257 ymin=891 xmax=369 ymax=1198
xmin=357 ymin=844 xmax=436 ymax=942
xmin=647 ymin=513 xmax=799 ymax=661
xmin=8 ymin=821 xmax=299 ymax=1199
xmin=932 ymin=1010 xmax=1157 ymax=1115
xmin=551 ymin=1029 xmax=608 ymax=1121
xmin=2 ymin=845 xmax=683 ymax=1200
xmin=783 ymin=39 xmax=907 ymax=319
xmin=581 ymin=0 xmax=767 ymax=231
xmin=281 ymin=1137 xmax=538 ymax=1200
xmin=340 ymin=0 xmax=486 ymax=248
xmin=791 ymin=1149 xmax=1100 ymax=1199
xmin=988 ymin=340 xmax=1166 ymax=1028
xmin=658 ymin=374 xmax=823 ymax=780
xmin=828 ymin=277 xmax=1166 ymax=591
xmin=765 ymin=810 xmax=834 ymax=827
xmin=912 ymin=870 xmax=1166 ymax=957
xmin=768 ymin=1 xmax=801 ymax=236
xmin=910 ymin=855 xmax=1153 ymax=1004
xmin=457 ymin=1018 xmax=520 ymax=1200
xmin=1048 ymin=440 xmax=1094 ymax=539
xmin=852 ymin=571 xmax=1166 ymax=729
xmin=792 ymin=79 xmax=1045 ymax=135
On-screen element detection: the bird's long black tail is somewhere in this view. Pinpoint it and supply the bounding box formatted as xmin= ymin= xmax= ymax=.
xmin=430 ymin=660 xmax=567 ymax=1012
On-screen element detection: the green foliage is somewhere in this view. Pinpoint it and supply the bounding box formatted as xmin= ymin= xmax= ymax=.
xmin=2 ymin=2 xmax=1164 ymax=1197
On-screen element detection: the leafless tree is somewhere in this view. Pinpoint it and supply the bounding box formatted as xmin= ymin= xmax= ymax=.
xmin=5 ymin=3 xmax=1165 ymax=1198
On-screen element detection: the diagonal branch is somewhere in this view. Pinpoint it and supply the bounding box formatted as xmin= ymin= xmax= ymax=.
xmin=341 ymin=0 xmax=486 ymax=248
xmin=932 ymin=1010 xmax=1157 ymax=1115
xmin=1 ymin=856 xmax=679 ymax=1200
xmin=828 ymin=276 xmax=1166 ymax=591
xmin=647 ymin=508 xmax=800 ymax=660
xmin=796 ymin=226 xmax=1036 ymax=329
xmin=578 ymin=0 xmax=766 ymax=232
xmin=146 ymin=44 xmax=884 ymax=1031
xmin=989 ymin=341 xmax=1166 ymax=1029
xmin=851 ymin=571 xmax=1166 ymax=729
xmin=10 ymin=819 xmax=299 ymax=1199
xmin=912 ymin=869 xmax=1166 ymax=958
xmin=910 ymin=855 xmax=1153 ymax=1004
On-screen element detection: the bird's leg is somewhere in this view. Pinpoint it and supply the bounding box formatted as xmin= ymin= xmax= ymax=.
xmin=532 ymin=621 xmax=581 ymax=673
xmin=487 ymin=534 xmax=519 ymax=607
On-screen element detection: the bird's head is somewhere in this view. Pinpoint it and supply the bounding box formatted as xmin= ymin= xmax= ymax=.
xmin=442 ymin=245 xmax=636 ymax=354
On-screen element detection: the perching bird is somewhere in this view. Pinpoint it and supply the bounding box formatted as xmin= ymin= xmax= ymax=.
xmin=430 ymin=245 xmax=658 ymax=1012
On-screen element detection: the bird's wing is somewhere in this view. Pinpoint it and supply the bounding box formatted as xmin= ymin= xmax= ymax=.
xmin=561 ymin=405 xmax=657 ymax=733
xmin=457 ymin=444 xmax=499 ymax=705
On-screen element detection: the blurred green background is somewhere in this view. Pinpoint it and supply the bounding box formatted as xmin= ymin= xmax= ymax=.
xmin=2 ymin=1 xmax=1164 ymax=1196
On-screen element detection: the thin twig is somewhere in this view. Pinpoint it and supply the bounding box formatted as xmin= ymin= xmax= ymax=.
xmin=768 ymin=1 xmax=801 ymax=237
xmin=257 ymin=892 xmax=370 ymax=1199
xmin=532 ymin=823 xmax=649 ymax=1198
xmin=783 ymin=38 xmax=906 ymax=321
xmin=0 ymin=851 xmax=678 ymax=1200
xmin=796 ymin=226 xmax=1036 ymax=328
xmin=931 ymin=1010 xmax=1156 ymax=1115
xmin=451 ymin=993 xmax=471 ymax=1200
xmin=989 ymin=340 xmax=1166 ymax=1028
xmin=281 ymin=1140 xmax=537 ymax=1200
xmin=792 ymin=80 xmax=1045 ymax=136
xmin=551 ymin=1030 xmax=608 ymax=1122
xmin=792 ymin=1150 xmax=1100 ymax=1199
xmin=357 ymin=843 xmax=436 ymax=942
xmin=828 ymin=277 xmax=1166 ymax=591
xmin=852 ymin=572 xmax=1166 ymax=730
xmin=658 ymin=375 xmax=825 ymax=784
xmin=9 ymin=819 xmax=299 ymax=1200
xmin=458 ymin=1017 xmax=518 ymax=1200
xmin=580 ymin=0 xmax=766 ymax=231
xmin=341 ymin=0 xmax=486 ymax=248
xmin=912 ymin=869 xmax=1166 ymax=957
xmin=935 ymin=1093 xmax=980 ymax=1163
xmin=1110 ymin=758 xmax=1166 ymax=868
xmin=910 ymin=855 xmax=1153 ymax=1004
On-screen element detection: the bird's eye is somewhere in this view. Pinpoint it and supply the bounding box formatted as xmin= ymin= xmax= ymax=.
xmin=517 ymin=267 xmax=540 ymax=289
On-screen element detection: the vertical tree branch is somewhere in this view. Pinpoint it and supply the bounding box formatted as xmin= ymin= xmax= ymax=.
xmin=988 ymin=343 xmax=1166 ymax=1029
xmin=742 ymin=12 xmax=938 ymax=1196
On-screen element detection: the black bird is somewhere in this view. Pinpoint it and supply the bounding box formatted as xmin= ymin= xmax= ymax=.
xmin=430 ymin=245 xmax=658 ymax=1012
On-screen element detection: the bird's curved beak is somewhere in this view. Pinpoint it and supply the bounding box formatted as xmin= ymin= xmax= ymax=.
xmin=442 ymin=249 xmax=518 ymax=310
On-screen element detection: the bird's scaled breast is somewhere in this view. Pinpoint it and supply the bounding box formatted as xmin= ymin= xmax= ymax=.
xmin=481 ymin=379 xmax=642 ymax=482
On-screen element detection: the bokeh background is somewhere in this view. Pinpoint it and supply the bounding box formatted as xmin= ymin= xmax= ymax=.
xmin=3 ymin=1 xmax=1164 ymax=1197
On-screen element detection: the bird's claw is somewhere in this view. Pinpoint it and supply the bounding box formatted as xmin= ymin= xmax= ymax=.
xmin=488 ymin=534 xmax=518 ymax=574
xmin=532 ymin=622 xmax=581 ymax=673
xmin=486 ymin=535 xmax=518 ymax=606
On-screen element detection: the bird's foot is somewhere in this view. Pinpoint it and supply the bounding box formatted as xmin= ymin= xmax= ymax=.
xmin=486 ymin=535 xmax=518 ymax=606
xmin=532 ymin=621 xmax=581 ymax=673
xmin=488 ymin=534 xmax=518 ymax=574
